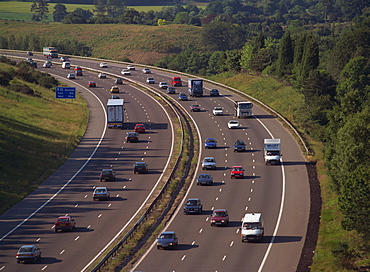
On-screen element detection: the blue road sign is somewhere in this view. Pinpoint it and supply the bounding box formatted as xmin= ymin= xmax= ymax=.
xmin=55 ymin=87 xmax=76 ymax=99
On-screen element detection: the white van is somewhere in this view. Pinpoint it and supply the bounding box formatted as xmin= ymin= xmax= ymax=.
xmin=241 ymin=213 xmax=264 ymax=242
xmin=62 ymin=62 xmax=70 ymax=69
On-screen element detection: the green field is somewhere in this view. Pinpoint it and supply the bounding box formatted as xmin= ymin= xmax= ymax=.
xmin=0 ymin=1 xmax=194 ymax=21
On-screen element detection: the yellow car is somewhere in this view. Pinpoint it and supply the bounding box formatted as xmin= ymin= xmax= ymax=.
xmin=110 ymin=86 xmax=119 ymax=93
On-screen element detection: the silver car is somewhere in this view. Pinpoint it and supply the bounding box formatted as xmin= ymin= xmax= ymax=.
xmin=201 ymin=157 xmax=217 ymax=170
xmin=16 ymin=245 xmax=41 ymax=263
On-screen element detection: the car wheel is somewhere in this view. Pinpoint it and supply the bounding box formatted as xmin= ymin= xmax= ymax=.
xmin=55 ymin=228 xmax=58 ymax=232
xmin=17 ymin=260 xmax=20 ymax=263
xmin=157 ymin=246 xmax=160 ymax=249
xmin=197 ymin=182 xmax=199 ymax=186
xmin=242 ymin=239 xmax=245 ymax=243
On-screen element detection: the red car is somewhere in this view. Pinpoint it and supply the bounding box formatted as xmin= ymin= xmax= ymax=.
xmin=190 ymin=104 xmax=201 ymax=112
xmin=54 ymin=216 xmax=76 ymax=232
xmin=134 ymin=124 xmax=146 ymax=133
xmin=230 ymin=166 xmax=244 ymax=178
xmin=211 ymin=209 xmax=229 ymax=226
xmin=88 ymin=81 xmax=96 ymax=87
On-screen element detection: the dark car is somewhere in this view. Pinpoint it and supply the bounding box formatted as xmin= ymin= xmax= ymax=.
xmin=133 ymin=162 xmax=148 ymax=174
xmin=178 ymin=93 xmax=188 ymax=101
xmin=54 ymin=216 xmax=76 ymax=232
xmin=88 ymin=81 xmax=97 ymax=87
xmin=233 ymin=139 xmax=246 ymax=152
xmin=204 ymin=138 xmax=217 ymax=149
xmin=167 ymin=86 xmax=176 ymax=94
xmin=210 ymin=89 xmax=219 ymax=96
xmin=26 ymin=51 xmax=33 ymax=56
xmin=211 ymin=209 xmax=229 ymax=226
xmin=100 ymin=169 xmax=116 ymax=181
xmin=115 ymin=78 xmax=123 ymax=84
xmin=157 ymin=231 xmax=178 ymax=249
xmin=190 ymin=104 xmax=201 ymax=112
xmin=196 ymin=173 xmax=213 ymax=186
xmin=126 ymin=132 xmax=139 ymax=142
xmin=134 ymin=123 xmax=146 ymax=133
xmin=183 ymin=198 xmax=203 ymax=214
xmin=16 ymin=245 xmax=41 ymax=263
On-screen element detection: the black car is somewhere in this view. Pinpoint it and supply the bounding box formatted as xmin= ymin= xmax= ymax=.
xmin=196 ymin=173 xmax=213 ymax=186
xmin=233 ymin=139 xmax=246 ymax=152
xmin=100 ymin=169 xmax=116 ymax=181
xmin=183 ymin=198 xmax=203 ymax=214
xmin=210 ymin=89 xmax=219 ymax=96
xmin=133 ymin=162 xmax=149 ymax=174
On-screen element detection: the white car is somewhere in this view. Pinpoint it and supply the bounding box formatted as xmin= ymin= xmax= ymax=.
xmin=121 ymin=69 xmax=131 ymax=75
xmin=213 ymin=107 xmax=223 ymax=116
xmin=228 ymin=120 xmax=240 ymax=129
xmin=142 ymin=68 xmax=151 ymax=74
xmin=100 ymin=62 xmax=108 ymax=68
xmin=98 ymin=73 xmax=107 ymax=78
xmin=146 ymin=77 xmax=155 ymax=84
xmin=67 ymin=73 xmax=75 ymax=79
xmin=93 ymin=187 xmax=110 ymax=201
xmin=127 ymin=64 xmax=135 ymax=70
xmin=159 ymin=82 xmax=168 ymax=89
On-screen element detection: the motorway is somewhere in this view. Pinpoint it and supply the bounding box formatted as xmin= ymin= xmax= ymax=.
xmin=0 ymin=53 xmax=310 ymax=272
xmin=0 ymin=55 xmax=175 ymax=271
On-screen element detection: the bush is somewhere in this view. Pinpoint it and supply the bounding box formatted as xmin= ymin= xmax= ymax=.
xmin=8 ymin=83 xmax=35 ymax=96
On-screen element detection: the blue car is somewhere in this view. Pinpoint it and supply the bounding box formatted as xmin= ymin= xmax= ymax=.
xmin=204 ymin=138 xmax=217 ymax=149
xmin=178 ymin=93 xmax=188 ymax=101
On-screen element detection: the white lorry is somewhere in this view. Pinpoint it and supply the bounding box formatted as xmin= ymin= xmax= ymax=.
xmin=107 ymin=99 xmax=124 ymax=129
xmin=62 ymin=62 xmax=70 ymax=69
xmin=264 ymin=138 xmax=281 ymax=165
xmin=241 ymin=213 xmax=264 ymax=242
xmin=234 ymin=101 xmax=253 ymax=118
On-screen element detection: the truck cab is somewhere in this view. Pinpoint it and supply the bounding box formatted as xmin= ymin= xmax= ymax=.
xmin=241 ymin=213 xmax=264 ymax=242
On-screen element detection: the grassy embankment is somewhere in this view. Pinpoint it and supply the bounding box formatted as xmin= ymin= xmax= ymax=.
xmin=0 ymin=20 xmax=203 ymax=65
xmin=0 ymin=61 xmax=88 ymax=215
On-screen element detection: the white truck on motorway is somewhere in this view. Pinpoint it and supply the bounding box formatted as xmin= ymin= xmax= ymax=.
xmin=107 ymin=99 xmax=124 ymax=129
xmin=62 ymin=62 xmax=70 ymax=69
xmin=234 ymin=101 xmax=253 ymax=118
xmin=264 ymin=138 xmax=282 ymax=165
xmin=241 ymin=213 xmax=264 ymax=242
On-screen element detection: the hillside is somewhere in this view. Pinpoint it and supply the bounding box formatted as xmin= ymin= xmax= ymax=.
xmin=0 ymin=21 xmax=203 ymax=64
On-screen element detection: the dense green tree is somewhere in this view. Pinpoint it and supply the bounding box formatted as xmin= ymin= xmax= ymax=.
xmin=295 ymin=34 xmax=319 ymax=81
xmin=173 ymin=12 xmax=189 ymax=24
xmin=201 ymin=21 xmax=246 ymax=51
xmin=53 ymin=3 xmax=68 ymax=22
xmin=276 ymin=30 xmax=293 ymax=77
xmin=30 ymin=0 xmax=49 ymax=21
xmin=207 ymin=51 xmax=227 ymax=74
xmin=63 ymin=13 xmax=87 ymax=24
xmin=339 ymin=166 xmax=370 ymax=236
xmin=224 ymin=49 xmax=242 ymax=72
xmin=335 ymin=0 xmax=370 ymax=20
xmin=335 ymin=56 xmax=370 ymax=117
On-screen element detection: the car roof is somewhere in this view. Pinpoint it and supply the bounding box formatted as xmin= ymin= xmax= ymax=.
xmin=232 ymin=166 xmax=243 ymax=168
xmin=135 ymin=161 xmax=146 ymax=164
xmin=206 ymin=138 xmax=215 ymax=140
xmin=19 ymin=245 xmax=36 ymax=248
xmin=161 ymin=231 xmax=175 ymax=235
xmin=187 ymin=198 xmax=200 ymax=201
xmin=102 ymin=169 xmax=113 ymax=171
xmin=204 ymin=156 xmax=215 ymax=159
xmin=213 ymin=209 xmax=227 ymax=212
xmin=135 ymin=123 xmax=144 ymax=126
xmin=95 ymin=187 xmax=107 ymax=190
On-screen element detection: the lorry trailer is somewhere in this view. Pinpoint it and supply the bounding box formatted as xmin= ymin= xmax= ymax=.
xmin=43 ymin=47 xmax=58 ymax=58
xmin=107 ymin=99 xmax=124 ymax=128
xmin=188 ymin=79 xmax=203 ymax=97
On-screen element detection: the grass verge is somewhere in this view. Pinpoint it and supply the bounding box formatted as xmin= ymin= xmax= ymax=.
xmin=0 ymin=62 xmax=88 ymax=215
